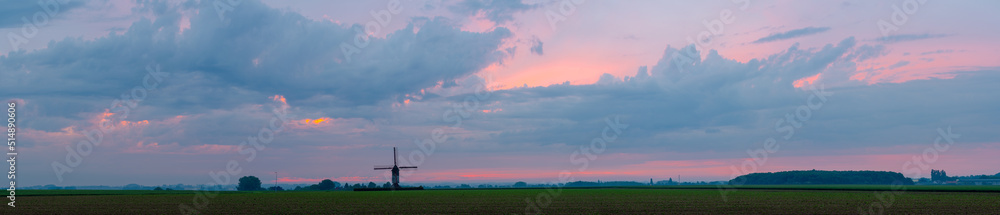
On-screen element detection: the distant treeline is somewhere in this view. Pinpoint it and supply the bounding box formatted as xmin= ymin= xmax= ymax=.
xmin=565 ymin=181 xmax=648 ymax=187
xmin=730 ymin=170 xmax=914 ymax=185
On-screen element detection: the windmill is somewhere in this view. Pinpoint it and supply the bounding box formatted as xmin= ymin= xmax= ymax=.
xmin=374 ymin=147 xmax=417 ymax=189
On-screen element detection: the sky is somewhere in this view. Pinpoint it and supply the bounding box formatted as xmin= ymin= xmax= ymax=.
xmin=3 ymin=0 xmax=1000 ymax=187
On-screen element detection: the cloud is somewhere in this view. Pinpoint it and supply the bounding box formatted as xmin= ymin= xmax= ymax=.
xmin=876 ymin=33 xmax=948 ymax=43
xmin=0 ymin=0 xmax=86 ymax=28
xmin=1 ymin=0 xmax=514 ymax=119
xmin=3 ymin=0 xmax=516 ymax=158
xmin=888 ymin=60 xmax=910 ymax=69
xmin=920 ymin=49 xmax=954 ymax=55
xmin=529 ymin=36 xmax=543 ymax=55
xmin=459 ymin=37 xmax=1000 ymax=158
xmin=753 ymin=27 xmax=831 ymax=43
xmin=448 ymin=0 xmax=538 ymax=24
xmin=846 ymin=44 xmax=888 ymax=62
xmin=472 ymin=38 xmax=862 ymax=151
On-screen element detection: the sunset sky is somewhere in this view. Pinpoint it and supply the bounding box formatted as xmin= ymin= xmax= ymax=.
xmin=3 ymin=0 xmax=999 ymax=187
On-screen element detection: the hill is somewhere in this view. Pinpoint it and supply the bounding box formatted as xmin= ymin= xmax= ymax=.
xmin=730 ymin=170 xmax=914 ymax=185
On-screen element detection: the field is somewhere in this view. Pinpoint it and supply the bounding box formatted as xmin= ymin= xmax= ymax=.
xmin=5 ymin=186 xmax=1000 ymax=214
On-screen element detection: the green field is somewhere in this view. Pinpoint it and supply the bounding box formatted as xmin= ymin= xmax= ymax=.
xmin=5 ymin=186 xmax=1000 ymax=214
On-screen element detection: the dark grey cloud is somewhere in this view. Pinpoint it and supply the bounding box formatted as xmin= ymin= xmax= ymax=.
xmin=888 ymin=60 xmax=910 ymax=69
xmin=0 ymin=0 xmax=85 ymax=28
xmin=1 ymin=0 xmax=512 ymax=121
xmin=753 ymin=27 xmax=831 ymax=43
xmin=174 ymin=1 xmax=512 ymax=106
xmin=920 ymin=49 xmax=954 ymax=55
xmin=448 ymin=0 xmax=538 ymax=24
xmin=876 ymin=33 xmax=948 ymax=43
xmin=529 ymin=36 xmax=543 ymax=55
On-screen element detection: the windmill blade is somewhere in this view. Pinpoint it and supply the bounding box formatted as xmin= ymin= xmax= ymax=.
xmin=393 ymin=147 xmax=398 ymax=166
xmin=374 ymin=167 xmax=392 ymax=170
xmin=399 ymin=166 xmax=418 ymax=169
xmin=374 ymin=165 xmax=393 ymax=170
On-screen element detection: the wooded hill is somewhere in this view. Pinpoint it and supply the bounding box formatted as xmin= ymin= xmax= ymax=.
xmin=730 ymin=170 xmax=914 ymax=185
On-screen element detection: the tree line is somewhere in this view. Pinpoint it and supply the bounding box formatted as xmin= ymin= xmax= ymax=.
xmin=229 ymin=170 xmax=999 ymax=191
xmin=235 ymin=176 xmax=393 ymax=191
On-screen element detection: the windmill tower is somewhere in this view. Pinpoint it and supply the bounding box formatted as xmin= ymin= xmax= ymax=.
xmin=374 ymin=147 xmax=417 ymax=189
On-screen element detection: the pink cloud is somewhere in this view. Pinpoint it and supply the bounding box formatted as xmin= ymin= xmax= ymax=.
xmin=793 ymin=72 xmax=822 ymax=88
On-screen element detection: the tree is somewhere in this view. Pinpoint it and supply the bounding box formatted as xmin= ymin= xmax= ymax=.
xmin=153 ymin=187 xmax=163 ymax=191
xmin=368 ymin=182 xmax=377 ymax=188
xmin=267 ymin=186 xmax=284 ymax=191
xmin=318 ymin=179 xmax=336 ymax=190
xmin=458 ymin=184 xmax=472 ymax=188
xmin=513 ymin=181 xmax=527 ymax=188
xmin=383 ymin=182 xmax=392 ymax=188
xmin=303 ymin=184 xmax=319 ymax=190
xmin=932 ymin=169 xmax=953 ymax=182
xmin=238 ymin=176 xmax=263 ymax=191
xmin=123 ymin=184 xmax=143 ymax=190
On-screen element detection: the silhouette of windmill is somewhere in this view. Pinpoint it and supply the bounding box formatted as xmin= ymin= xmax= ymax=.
xmin=374 ymin=147 xmax=417 ymax=189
